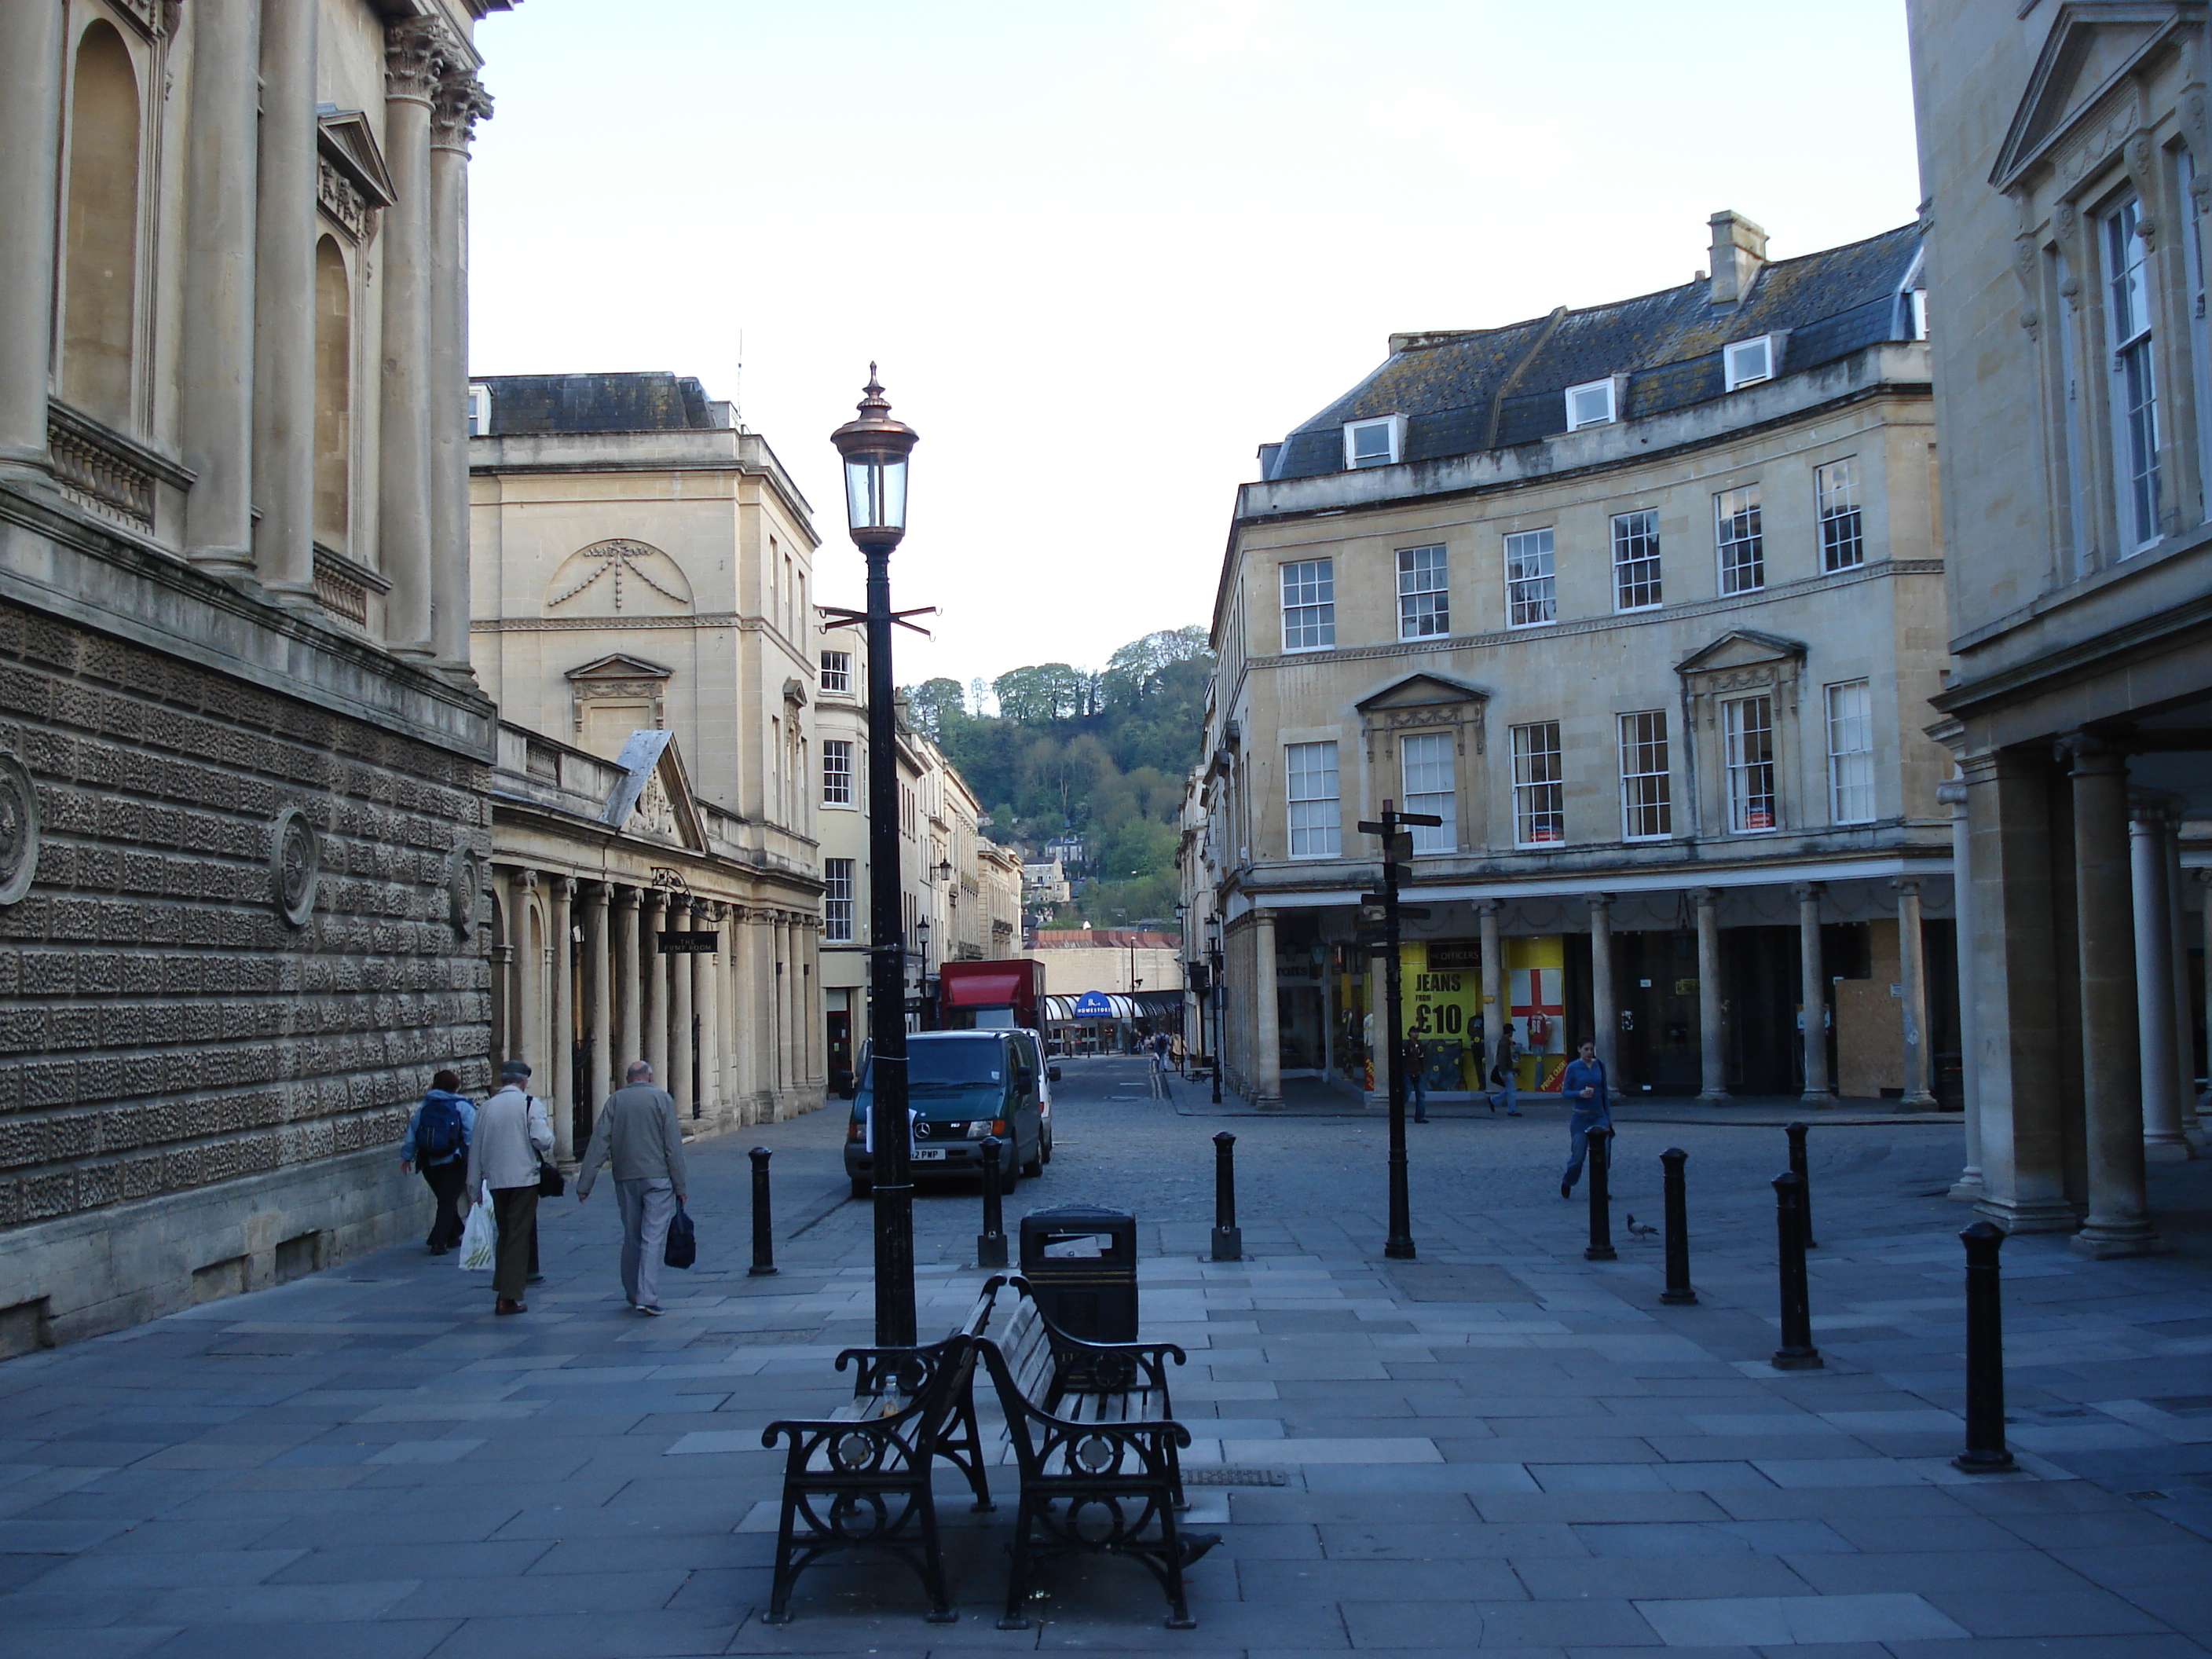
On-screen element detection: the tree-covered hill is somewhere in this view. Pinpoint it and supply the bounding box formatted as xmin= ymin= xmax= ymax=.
xmin=902 ymin=625 xmax=1211 ymax=928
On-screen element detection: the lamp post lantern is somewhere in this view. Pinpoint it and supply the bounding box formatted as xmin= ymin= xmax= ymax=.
xmin=830 ymin=368 xmax=921 ymax=1349
xmin=1206 ymin=915 xmax=1225 ymax=1106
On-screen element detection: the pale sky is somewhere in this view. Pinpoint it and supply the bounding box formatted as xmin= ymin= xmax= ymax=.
xmin=467 ymin=1 xmax=1921 ymax=695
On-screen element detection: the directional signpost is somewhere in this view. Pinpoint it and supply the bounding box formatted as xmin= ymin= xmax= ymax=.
xmin=1359 ymin=800 xmax=1440 ymax=1262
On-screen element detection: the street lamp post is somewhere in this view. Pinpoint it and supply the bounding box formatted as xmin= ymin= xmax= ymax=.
xmin=830 ymin=368 xmax=921 ymax=1349
xmin=1207 ymin=916 xmax=1225 ymax=1106
xmin=1360 ymin=799 xmax=1440 ymax=1262
xmin=914 ymin=917 xmax=932 ymax=1031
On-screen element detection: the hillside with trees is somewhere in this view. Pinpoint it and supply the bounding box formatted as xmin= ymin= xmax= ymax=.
xmin=902 ymin=625 xmax=1211 ymax=930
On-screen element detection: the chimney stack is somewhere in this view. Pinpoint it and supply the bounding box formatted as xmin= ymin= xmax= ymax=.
xmin=1708 ymin=210 xmax=1768 ymax=306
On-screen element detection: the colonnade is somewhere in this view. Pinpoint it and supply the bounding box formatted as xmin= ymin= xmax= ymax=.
xmin=488 ymin=866 xmax=819 ymax=1163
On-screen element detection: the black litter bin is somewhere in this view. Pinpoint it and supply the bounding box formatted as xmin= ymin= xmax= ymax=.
xmin=1018 ymin=1205 xmax=1137 ymax=1342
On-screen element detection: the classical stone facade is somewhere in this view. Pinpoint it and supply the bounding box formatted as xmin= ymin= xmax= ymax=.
xmin=0 ymin=0 xmax=507 ymax=1350
xmin=1907 ymin=1 xmax=2212 ymax=1254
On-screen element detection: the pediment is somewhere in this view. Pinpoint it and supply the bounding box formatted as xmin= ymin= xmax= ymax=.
xmin=1354 ymin=671 xmax=1487 ymax=712
xmin=567 ymin=652 xmax=672 ymax=683
xmin=316 ymin=108 xmax=396 ymax=207
xmin=1989 ymin=4 xmax=2181 ymax=189
xmin=599 ymin=729 xmax=706 ymax=852
xmin=1675 ymin=628 xmax=1806 ymax=677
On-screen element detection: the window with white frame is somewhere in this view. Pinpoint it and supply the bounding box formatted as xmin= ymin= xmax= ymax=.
xmin=1565 ymin=379 xmax=1616 ymax=430
xmin=1716 ymin=485 xmax=1763 ymax=595
xmin=1721 ymin=694 xmax=1777 ymax=832
xmin=823 ymin=858 xmax=855 ymax=943
xmin=1511 ymin=721 xmax=1564 ymax=844
xmin=2106 ymin=195 xmax=2161 ymax=551
xmin=1723 ymin=336 xmax=1775 ymax=390
xmin=822 ymin=739 xmax=854 ymax=807
xmin=1504 ymin=528 xmax=1556 ymax=626
xmin=1285 ymin=741 xmax=1341 ymax=857
xmin=1617 ymin=710 xmax=1672 ymax=840
xmin=1342 ymin=416 xmax=1402 ymax=469
xmin=1401 ymin=732 xmax=1456 ymax=853
xmin=2185 ymin=151 xmax=2212 ymax=507
xmin=1816 ymin=458 xmax=1863 ymax=572
xmin=1397 ymin=543 xmax=1448 ymax=639
xmin=467 ymin=383 xmax=492 ymax=436
xmin=1611 ymin=509 xmax=1661 ymax=610
xmin=1280 ymin=558 xmax=1335 ymax=650
xmin=1825 ymin=679 xmax=1875 ymax=823
xmin=819 ymin=650 xmax=851 ymax=694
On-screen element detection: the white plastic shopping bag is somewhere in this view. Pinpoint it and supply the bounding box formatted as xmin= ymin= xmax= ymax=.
xmin=458 ymin=1181 xmax=496 ymax=1270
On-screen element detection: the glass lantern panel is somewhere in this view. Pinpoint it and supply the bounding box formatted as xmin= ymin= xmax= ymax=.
xmin=844 ymin=452 xmax=909 ymax=533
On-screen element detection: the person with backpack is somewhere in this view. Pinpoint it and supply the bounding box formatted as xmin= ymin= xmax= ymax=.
xmin=400 ymin=1069 xmax=476 ymax=1254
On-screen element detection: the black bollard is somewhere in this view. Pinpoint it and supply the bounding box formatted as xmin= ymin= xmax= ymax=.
xmin=1770 ymin=1171 xmax=1822 ymax=1369
xmin=1953 ymin=1221 xmax=2017 ymax=1472
xmin=748 ymin=1146 xmax=778 ymax=1277
xmin=976 ymin=1135 xmax=1009 ymax=1269
xmin=1584 ymin=1127 xmax=1617 ymax=1262
xmin=1210 ymin=1131 xmax=1243 ymax=1262
xmin=1785 ymin=1121 xmax=1818 ymax=1248
xmin=1659 ymin=1147 xmax=1697 ymax=1306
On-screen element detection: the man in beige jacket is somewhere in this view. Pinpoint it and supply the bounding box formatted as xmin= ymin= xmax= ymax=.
xmin=577 ymin=1060 xmax=689 ymax=1315
xmin=465 ymin=1059 xmax=554 ymax=1315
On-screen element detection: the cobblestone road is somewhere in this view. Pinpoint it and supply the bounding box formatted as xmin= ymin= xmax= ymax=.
xmin=1 ymin=1055 xmax=2208 ymax=1656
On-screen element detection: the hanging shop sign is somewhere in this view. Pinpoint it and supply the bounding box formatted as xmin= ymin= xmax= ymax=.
xmin=656 ymin=931 xmax=720 ymax=954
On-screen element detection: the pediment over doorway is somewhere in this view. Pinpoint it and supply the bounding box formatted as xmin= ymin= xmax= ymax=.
xmin=1989 ymin=4 xmax=2184 ymax=189
xmin=599 ymin=728 xmax=706 ymax=852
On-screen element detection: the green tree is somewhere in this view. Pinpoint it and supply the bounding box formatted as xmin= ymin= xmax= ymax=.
xmin=901 ymin=677 xmax=966 ymax=737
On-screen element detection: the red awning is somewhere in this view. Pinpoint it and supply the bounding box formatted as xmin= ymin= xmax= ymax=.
xmin=939 ymin=968 xmax=1028 ymax=1008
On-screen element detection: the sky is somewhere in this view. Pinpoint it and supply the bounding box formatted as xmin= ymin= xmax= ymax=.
xmin=467 ymin=1 xmax=1922 ymax=698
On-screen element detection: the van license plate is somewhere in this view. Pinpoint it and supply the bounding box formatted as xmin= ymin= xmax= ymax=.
xmin=912 ymin=1148 xmax=947 ymax=1161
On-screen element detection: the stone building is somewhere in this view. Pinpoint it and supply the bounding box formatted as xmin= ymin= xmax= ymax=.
xmin=1907 ymin=1 xmax=2211 ymax=1255
xmin=1194 ymin=214 xmax=1957 ymax=1110
xmin=0 ymin=0 xmax=508 ymax=1350
xmin=469 ymin=373 xmax=826 ymax=1133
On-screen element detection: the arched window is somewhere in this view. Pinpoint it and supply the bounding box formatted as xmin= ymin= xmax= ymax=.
xmin=313 ymin=237 xmax=352 ymax=547
xmin=60 ymin=21 xmax=140 ymax=427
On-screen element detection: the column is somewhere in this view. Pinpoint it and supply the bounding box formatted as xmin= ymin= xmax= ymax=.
xmin=1252 ymin=909 xmax=1282 ymax=1108
xmin=2130 ymin=802 xmax=2188 ymax=1160
xmin=725 ymin=904 xmax=752 ymax=1124
xmin=642 ymin=891 xmax=668 ymax=1086
xmin=427 ymin=67 xmax=490 ymax=674
xmin=2165 ymin=838 xmax=2202 ymax=1146
xmin=775 ymin=917 xmax=795 ymax=1107
xmin=1585 ymin=894 xmax=1617 ymax=1081
xmin=1478 ymin=899 xmax=1503 ymax=1069
xmin=1794 ymin=882 xmax=1837 ymax=1105
xmin=1965 ymin=750 xmax=2075 ymax=1231
xmin=2197 ymin=869 xmax=2212 ymax=1133
xmin=2067 ymin=739 xmax=2159 ymax=1256
xmin=701 ymin=903 xmax=724 ymax=1124
xmin=670 ymin=899 xmax=695 ymax=1121
xmin=1691 ymin=888 xmax=1726 ymax=1105
xmin=510 ymin=871 xmax=538 ymax=1074
xmin=377 ymin=17 xmax=448 ymax=657
xmin=1939 ymin=781 xmax=1983 ymax=1197
xmin=1895 ymin=878 xmax=1938 ymax=1109
xmin=489 ymin=866 xmax=515 ymax=1065
xmin=549 ymin=876 xmax=575 ymax=1166
xmin=0 ymin=0 xmax=64 ymax=474
xmin=585 ymin=881 xmax=612 ymax=1122
xmin=613 ymin=885 xmax=641 ymax=1080
xmin=179 ymin=0 xmax=261 ymax=575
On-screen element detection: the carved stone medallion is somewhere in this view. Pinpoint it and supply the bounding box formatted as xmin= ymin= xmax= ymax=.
xmin=447 ymin=844 xmax=482 ymax=939
xmin=271 ymin=806 xmax=320 ymax=928
xmin=0 ymin=753 xmax=40 ymax=907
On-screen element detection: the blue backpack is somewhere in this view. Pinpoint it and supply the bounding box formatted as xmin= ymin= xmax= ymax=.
xmin=416 ymin=1095 xmax=464 ymax=1161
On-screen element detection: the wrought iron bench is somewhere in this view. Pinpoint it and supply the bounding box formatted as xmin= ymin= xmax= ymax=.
xmin=977 ymin=1275 xmax=1219 ymax=1629
xmin=758 ymin=1284 xmax=1002 ymax=1624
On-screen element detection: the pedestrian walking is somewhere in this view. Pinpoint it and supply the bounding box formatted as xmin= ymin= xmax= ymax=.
xmin=399 ymin=1069 xmax=475 ymax=1254
xmin=576 ymin=1059 xmax=690 ymax=1316
xmin=1489 ymin=1023 xmax=1524 ymax=1115
xmin=463 ymin=1060 xmax=552 ymax=1314
xmin=1151 ymin=1031 xmax=1170 ymax=1072
xmin=1558 ymin=1038 xmax=1613 ymax=1198
xmin=1398 ymin=1036 xmax=1428 ymax=1122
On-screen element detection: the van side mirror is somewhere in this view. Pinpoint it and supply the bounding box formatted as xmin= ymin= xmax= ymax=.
xmin=1046 ymin=1066 xmax=1061 ymax=1083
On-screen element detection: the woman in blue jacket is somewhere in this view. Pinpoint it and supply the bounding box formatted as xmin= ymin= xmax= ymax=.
xmin=400 ymin=1069 xmax=477 ymax=1254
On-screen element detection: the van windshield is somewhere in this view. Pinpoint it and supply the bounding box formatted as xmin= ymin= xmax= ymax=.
xmin=855 ymin=1038 xmax=1004 ymax=1104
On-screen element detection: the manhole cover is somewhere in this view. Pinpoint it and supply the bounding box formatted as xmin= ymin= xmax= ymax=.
xmin=1184 ymin=1467 xmax=1286 ymax=1486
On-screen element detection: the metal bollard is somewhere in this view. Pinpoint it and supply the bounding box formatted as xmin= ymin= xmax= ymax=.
xmin=1953 ymin=1220 xmax=2017 ymax=1472
xmin=976 ymin=1136 xmax=1009 ymax=1269
xmin=1770 ymin=1171 xmax=1822 ymax=1369
xmin=748 ymin=1146 xmax=778 ymax=1277
xmin=1785 ymin=1121 xmax=1818 ymax=1248
xmin=1210 ymin=1131 xmax=1243 ymax=1262
xmin=1584 ymin=1126 xmax=1617 ymax=1262
xmin=1659 ymin=1147 xmax=1697 ymax=1305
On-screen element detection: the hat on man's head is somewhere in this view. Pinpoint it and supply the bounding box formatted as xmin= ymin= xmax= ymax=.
xmin=500 ymin=1060 xmax=532 ymax=1081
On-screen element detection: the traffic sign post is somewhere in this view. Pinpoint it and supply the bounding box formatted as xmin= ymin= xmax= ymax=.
xmin=1358 ymin=800 xmax=1439 ymax=1264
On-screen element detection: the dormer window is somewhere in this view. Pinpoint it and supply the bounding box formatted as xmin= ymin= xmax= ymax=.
xmin=1723 ymin=337 xmax=1775 ymax=390
xmin=467 ymin=382 xmax=493 ymax=435
xmin=1342 ymin=414 xmax=1405 ymax=469
xmin=1565 ymin=378 xmax=1617 ymax=430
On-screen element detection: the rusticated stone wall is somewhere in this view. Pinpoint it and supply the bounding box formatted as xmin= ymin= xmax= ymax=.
xmin=0 ymin=598 xmax=492 ymax=1328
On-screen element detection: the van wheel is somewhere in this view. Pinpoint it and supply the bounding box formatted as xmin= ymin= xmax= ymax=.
xmin=1022 ymin=1150 xmax=1044 ymax=1179
xmin=849 ymin=1177 xmax=871 ymax=1199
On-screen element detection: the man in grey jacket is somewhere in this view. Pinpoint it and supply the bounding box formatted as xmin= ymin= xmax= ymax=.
xmin=577 ymin=1060 xmax=689 ymax=1316
xmin=464 ymin=1060 xmax=554 ymax=1315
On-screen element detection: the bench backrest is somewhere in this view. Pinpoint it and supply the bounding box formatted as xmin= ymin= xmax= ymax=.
xmin=996 ymin=1295 xmax=1054 ymax=1408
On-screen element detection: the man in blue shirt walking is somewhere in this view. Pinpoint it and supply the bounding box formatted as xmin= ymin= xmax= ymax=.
xmin=1558 ymin=1039 xmax=1611 ymax=1199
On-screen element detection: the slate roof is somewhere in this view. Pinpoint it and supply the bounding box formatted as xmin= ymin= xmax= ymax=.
xmin=478 ymin=372 xmax=723 ymax=436
xmin=1263 ymin=223 xmax=1923 ymax=482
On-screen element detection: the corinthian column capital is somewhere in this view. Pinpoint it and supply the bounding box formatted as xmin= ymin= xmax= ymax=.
xmin=431 ymin=70 xmax=494 ymax=150
xmin=385 ymin=16 xmax=455 ymax=102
